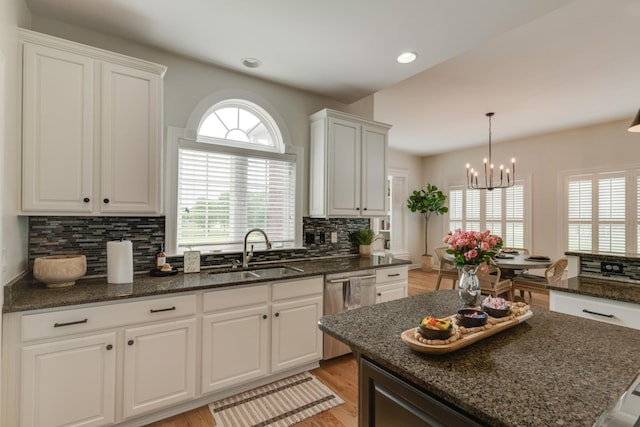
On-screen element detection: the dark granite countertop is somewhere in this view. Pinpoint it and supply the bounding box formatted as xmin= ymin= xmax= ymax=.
xmin=548 ymin=276 xmax=640 ymax=304
xmin=318 ymin=290 xmax=640 ymax=427
xmin=565 ymin=251 xmax=640 ymax=262
xmin=3 ymin=255 xmax=410 ymax=313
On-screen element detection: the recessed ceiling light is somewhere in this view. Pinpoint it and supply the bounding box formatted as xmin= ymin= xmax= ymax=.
xmin=397 ymin=52 xmax=417 ymax=64
xmin=242 ymin=57 xmax=262 ymax=69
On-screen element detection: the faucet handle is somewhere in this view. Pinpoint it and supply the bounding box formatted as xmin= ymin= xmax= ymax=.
xmin=231 ymin=259 xmax=241 ymax=269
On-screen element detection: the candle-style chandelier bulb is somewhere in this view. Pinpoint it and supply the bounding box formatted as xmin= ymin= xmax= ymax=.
xmin=465 ymin=112 xmax=515 ymax=191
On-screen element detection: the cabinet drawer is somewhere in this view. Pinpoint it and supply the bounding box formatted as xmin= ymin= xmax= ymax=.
xmin=22 ymin=294 xmax=197 ymax=341
xmin=549 ymin=290 xmax=640 ymax=330
xmin=272 ymin=277 xmax=323 ymax=301
xmin=203 ymin=284 xmax=269 ymax=312
xmin=375 ymin=266 xmax=408 ymax=284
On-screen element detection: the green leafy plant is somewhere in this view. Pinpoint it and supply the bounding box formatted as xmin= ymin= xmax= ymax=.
xmin=407 ymin=184 xmax=448 ymax=255
xmin=350 ymin=228 xmax=375 ymax=246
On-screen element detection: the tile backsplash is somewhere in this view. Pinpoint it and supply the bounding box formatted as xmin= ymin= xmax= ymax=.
xmin=28 ymin=216 xmax=371 ymax=276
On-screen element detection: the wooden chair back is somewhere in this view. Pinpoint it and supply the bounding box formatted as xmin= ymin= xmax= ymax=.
xmin=545 ymin=257 xmax=568 ymax=284
xmin=435 ymin=247 xmax=455 ymax=270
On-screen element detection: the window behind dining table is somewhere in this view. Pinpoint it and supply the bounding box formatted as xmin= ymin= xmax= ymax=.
xmin=447 ymin=181 xmax=528 ymax=249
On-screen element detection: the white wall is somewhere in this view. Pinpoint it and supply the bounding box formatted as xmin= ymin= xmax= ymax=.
xmin=420 ymin=118 xmax=640 ymax=262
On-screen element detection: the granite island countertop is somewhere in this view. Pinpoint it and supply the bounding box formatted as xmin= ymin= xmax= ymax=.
xmin=318 ymin=290 xmax=640 ymax=427
xmin=3 ymin=255 xmax=410 ymax=313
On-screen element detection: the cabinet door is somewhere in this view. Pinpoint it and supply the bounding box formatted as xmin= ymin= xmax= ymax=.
xmin=100 ymin=62 xmax=162 ymax=214
xmin=122 ymin=318 xmax=196 ymax=419
xmin=328 ymin=117 xmax=361 ymax=216
xmin=22 ymin=42 xmax=94 ymax=213
xmin=21 ymin=333 xmax=116 ymax=427
xmin=271 ymin=294 xmax=323 ymax=373
xmin=361 ymin=124 xmax=388 ymax=216
xmin=375 ymin=282 xmax=407 ymax=304
xmin=201 ymin=304 xmax=269 ymax=394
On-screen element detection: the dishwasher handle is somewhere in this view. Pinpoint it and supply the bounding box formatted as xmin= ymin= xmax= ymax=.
xmin=327 ymin=274 xmax=376 ymax=284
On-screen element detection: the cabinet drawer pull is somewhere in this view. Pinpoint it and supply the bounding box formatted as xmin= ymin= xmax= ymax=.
xmin=83 ymin=197 xmax=90 ymax=203
xmin=262 ymin=315 xmax=268 ymax=320
xmin=103 ymin=198 xmax=110 ymax=204
xmin=582 ymin=309 xmax=614 ymax=318
xmin=150 ymin=306 xmax=176 ymax=313
xmin=128 ymin=339 xmax=134 ymax=346
xmin=387 ymin=273 xmax=401 ymax=277
xmin=275 ymin=312 xmax=280 ymax=317
xmin=106 ymin=344 xmax=113 ymax=351
xmin=377 ymin=293 xmax=382 ymax=297
xmin=54 ymin=318 xmax=88 ymax=328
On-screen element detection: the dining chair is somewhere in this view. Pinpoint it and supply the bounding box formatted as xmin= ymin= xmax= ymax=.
xmin=434 ymin=246 xmax=459 ymax=290
xmin=477 ymin=263 xmax=513 ymax=300
xmin=511 ymin=257 xmax=568 ymax=301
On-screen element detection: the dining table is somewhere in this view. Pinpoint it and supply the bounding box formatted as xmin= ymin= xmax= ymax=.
xmin=492 ymin=251 xmax=553 ymax=278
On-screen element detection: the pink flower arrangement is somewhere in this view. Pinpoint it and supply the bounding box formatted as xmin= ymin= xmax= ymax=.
xmin=443 ymin=229 xmax=503 ymax=268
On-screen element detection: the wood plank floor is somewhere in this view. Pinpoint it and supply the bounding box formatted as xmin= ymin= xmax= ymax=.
xmin=148 ymin=269 xmax=549 ymax=427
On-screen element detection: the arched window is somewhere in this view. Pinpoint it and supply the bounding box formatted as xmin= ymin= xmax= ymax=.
xmin=172 ymin=99 xmax=298 ymax=254
xmin=196 ymin=99 xmax=284 ymax=153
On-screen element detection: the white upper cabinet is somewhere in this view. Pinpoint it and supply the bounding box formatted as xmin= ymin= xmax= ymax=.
xmin=309 ymin=109 xmax=390 ymax=218
xmin=20 ymin=29 xmax=166 ymax=216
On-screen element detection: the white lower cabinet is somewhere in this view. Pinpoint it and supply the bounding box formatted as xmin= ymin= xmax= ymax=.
xmin=122 ymin=318 xmax=196 ymax=419
xmin=550 ymin=290 xmax=640 ymax=330
xmin=375 ymin=266 xmax=408 ymax=303
xmin=201 ymin=304 xmax=269 ymax=393
xmin=201 ymin=277 xmax=324 ymax=394
xmin=21 ymin=333 xmax=117 ymax=427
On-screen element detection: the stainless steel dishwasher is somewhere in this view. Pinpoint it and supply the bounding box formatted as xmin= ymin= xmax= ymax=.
xmin=323 ymin=269 xmax=376 ymax=359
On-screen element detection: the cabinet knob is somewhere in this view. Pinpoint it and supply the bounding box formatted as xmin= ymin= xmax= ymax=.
xmin=356 ymin=207 xmax=360 ymax=211
xmin=106 ymin=344 xmax=113 ymax=351
xmin=262 ymin=315 xmax=267 ymax=320
xmin=275 ymin=312 xmax=280 ymax=317
xmin=363 ymin=207 xmax=368 ymax=211
xmin=377 ymin=293 xmax=382 ymax=296
xmin=83 ymin=197 xmax=90 ymax=203
xmin=128 ymin=339 xmax=134 ymax=346
xmin=103 ymin=198 xmax=110 ymax=204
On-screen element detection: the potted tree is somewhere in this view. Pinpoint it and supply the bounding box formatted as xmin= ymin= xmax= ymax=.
xmin=407 ymin=184 xmax=448 ymax=271
xmin=350 ymin=228 xmax=375 ymax=257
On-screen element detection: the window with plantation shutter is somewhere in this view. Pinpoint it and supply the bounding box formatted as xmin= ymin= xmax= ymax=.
xmin=447 ymin=181 xmax=529 ymax=248
xmin=564 ymin=169 xmax=639 ymax=255
xmin=171 ymin=100 xmax=298 ymax=253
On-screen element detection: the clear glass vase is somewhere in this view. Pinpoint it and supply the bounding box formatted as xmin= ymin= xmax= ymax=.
xmin=457 ymin=264 xmax=481 ymax=308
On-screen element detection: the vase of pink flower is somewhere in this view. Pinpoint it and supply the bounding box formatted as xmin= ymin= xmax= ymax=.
xmin=443 ymin=229 xmax=503 ymax=307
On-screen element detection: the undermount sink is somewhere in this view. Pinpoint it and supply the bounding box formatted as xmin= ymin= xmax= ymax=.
xmin=208 ymin=265 xmax=304 ymax=282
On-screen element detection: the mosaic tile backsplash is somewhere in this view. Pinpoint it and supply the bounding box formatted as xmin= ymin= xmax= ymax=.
xmin=577 ymin=253 xmax=640 ymax=282
xmin=28 ymin=216 xmax=371 ymax=276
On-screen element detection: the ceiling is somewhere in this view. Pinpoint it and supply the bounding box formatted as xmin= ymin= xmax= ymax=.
xmin=25 ymin=0 xmax=640 ymax=156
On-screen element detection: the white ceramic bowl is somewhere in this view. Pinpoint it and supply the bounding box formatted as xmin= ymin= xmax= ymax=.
xmin=33 ymin=255 xmax=87 ymax=288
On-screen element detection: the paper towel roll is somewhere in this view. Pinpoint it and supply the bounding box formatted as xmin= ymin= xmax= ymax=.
xmin=107 ymin=240 xmax=133 ymax=284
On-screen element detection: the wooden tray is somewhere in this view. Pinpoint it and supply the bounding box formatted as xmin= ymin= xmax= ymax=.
xmin=401 ymin=310 xmax=533 ymax=355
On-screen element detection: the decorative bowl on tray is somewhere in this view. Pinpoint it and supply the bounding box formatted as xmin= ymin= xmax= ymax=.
xmin=456 ymin=309 xmax=488 ymax=327
xmin=482 ymin=305 xmax=511 ymax=318
xmin=419 ymin=316 xmax=453 ymax=340
xmin=481 ymin=296 xmax=511 ymax=318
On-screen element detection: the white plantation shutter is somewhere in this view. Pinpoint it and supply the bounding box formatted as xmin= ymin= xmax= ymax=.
xmin=567 ymin=177 xmax=592 ymax=252
xmin=466 ymin=190 xmax=481 ymax=232
xmin=485 ymin=190 xmax=501 ymax=237
xmin=448 ymin=188 xmax=463 ymax=232
xmin=597 ymin=174 xmax=625 ymax=253
xmin=177 ymin=146 xmax=296 ymax=251
xmin=505 ymin=184 xmax=525 ymax=248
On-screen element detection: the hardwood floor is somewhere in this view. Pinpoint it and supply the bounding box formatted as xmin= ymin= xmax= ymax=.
xmin=148 ymin=269 xmax=548 ymax=426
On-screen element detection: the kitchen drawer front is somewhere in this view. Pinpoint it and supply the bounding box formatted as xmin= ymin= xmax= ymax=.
xmin=272 ymin=277 xmax=323 ymax=301
xmin=203 ymin=284 xmax=269 ymax=312
xmin=550 ymin=290 xmax=640 ymax=330
xmin=375 ymin=266 xmax=408 ymax=284
xmin=22 ymin=294 xmax=197 ymax=341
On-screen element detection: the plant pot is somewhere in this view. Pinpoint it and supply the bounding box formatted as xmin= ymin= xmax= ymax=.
xmin=420 ymin=254 xmax=433 ymax=272
xmin=359 ymin=244 xmax=372 ymax=257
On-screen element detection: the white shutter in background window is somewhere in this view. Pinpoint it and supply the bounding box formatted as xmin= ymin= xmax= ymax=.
xmin=486 ymin=190 xmax=501 ymax=220
xmin=567 ymin=178 xmax=592 ymax=251
xmin=177 ymin=147 xmax=296 ymax=250
xmin=598 ymin=175 xmax=625 ymax=253
xmin=448 ymin=188 xmax=463 ymax=232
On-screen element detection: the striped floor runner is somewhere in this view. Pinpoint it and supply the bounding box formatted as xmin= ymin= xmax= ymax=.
xmin=209 ymin=372 xmax=344 ymax=427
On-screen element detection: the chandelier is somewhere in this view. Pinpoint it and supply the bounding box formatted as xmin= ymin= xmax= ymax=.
xmin=466 ymin=112 xmax=515 ymax=191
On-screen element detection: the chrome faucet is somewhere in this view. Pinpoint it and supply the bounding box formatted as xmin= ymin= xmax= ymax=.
xmin=242 ymin=228 xmax=272 ymax=269
xmin=372 ymin=233 xmax=386 ymax=246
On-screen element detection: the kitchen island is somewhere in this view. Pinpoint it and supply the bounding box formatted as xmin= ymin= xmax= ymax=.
xmin=318 ymin=289 xmax=640 ymax=426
